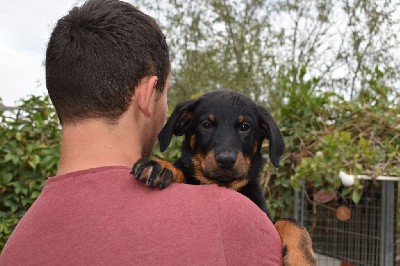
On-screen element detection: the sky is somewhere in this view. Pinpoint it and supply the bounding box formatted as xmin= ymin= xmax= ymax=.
xmin=1 ymin=1 xmax=398 ymax=107
xmin=0 ymin=0 xmax=81 ymax=106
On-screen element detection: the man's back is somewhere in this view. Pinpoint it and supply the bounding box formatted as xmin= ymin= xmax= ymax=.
xmin=1 ymin=166 xmax=282 ymax=265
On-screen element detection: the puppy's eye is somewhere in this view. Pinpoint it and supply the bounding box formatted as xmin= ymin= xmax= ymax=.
xmin=240 ymin=122 xmax=251 ymax=132
xmin=201 ymin=121 xmax=212 ymax=129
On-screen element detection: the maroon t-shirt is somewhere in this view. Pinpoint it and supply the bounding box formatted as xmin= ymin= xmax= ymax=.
xmin=0 ymin=166 xmax=282 ymax=265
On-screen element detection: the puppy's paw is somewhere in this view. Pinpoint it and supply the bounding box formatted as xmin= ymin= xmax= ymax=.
xmin=131 ymin=158 xmax=185 ymax=189
xmin=274 ymin=218 xmax=316 ymax=266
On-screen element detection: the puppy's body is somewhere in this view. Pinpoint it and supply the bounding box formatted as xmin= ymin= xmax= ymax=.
xmin=132 ymin=90 xmax=316 ymax=265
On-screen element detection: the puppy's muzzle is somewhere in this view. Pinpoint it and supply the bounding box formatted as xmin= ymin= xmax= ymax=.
xmin=215 ymin=151 xmax=236 ymax=170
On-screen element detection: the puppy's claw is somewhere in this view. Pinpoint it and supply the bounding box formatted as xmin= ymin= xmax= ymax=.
xmin=130 ymin=159 xmax=143 ymax=176
xmin=131 ymin=158 xmax=175 ymax=190
xmin=158 ymin=169 xmax=173 ymax=189
xmin=147 ymin=163 xmax=162 ymax=187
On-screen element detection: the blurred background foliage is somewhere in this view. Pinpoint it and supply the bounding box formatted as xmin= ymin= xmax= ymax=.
xmin=0 ymin=96 xmax=60 ymax=248
xmin=1 ymin=0 xmax=399 ymax=250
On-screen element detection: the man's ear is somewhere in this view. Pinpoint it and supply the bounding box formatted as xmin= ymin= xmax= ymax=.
xmin=137 ymin=76 xmax=158 ymax=117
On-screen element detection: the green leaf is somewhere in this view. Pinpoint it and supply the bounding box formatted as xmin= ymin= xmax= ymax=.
xmin=28 ymin=155 xmax=41 ymax=169
xmin=1 ymin=173 xmax=13 ymax=184
xmin=4 ymin=153 xmax=13 ymax=163
xmin=352 ymin=190 xmax=362 ymax=204
xmin=15 ymin=132 xmax=22 ymax=141
xmin=358 ymin=137 xmax=369 ymax=149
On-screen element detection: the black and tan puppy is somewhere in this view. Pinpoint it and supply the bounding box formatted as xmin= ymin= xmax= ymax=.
xmin=132 ymin=90 xmax=316 ymax=265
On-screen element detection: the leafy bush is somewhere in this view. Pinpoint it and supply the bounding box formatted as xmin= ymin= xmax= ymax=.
xmin=0 ymin=96 xmax=60 ymax=248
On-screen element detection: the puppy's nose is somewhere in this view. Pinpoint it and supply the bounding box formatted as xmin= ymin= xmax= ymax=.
xmin=215 ymin=152 xmax=236 ymax=169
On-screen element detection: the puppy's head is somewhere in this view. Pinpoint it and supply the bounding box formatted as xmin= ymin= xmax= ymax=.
xmin=158 ymin=90 xmax=285 ymax=190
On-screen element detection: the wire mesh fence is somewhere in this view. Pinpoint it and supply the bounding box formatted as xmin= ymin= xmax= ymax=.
xmin=294 ymin=179 xmax=397 ymax=266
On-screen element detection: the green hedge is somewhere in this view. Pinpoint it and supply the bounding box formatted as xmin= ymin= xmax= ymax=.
xmin=266 ymin=67 xmax=399 ymax=217
xmin=0 ymin=96 xmax=60 ymax=248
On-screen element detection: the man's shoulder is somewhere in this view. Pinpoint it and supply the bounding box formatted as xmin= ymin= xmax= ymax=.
xmin=166 ymin=183 xmax=267 ymax=217
xmin=165 ymin=182 xmax=245 ymax=201
xmin=175 ymin=184 xmax=282 ymax=264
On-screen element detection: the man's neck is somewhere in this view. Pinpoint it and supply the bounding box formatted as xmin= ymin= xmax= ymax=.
xmin=57 ymin=119 xmax=142 ymax=175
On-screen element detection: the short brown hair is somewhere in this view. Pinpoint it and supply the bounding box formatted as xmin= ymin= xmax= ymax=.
xmin=46 ymin=0 xmax=170 ymax=124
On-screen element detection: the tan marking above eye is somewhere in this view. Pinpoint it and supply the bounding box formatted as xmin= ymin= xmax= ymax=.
xmin=208 ymin=114 xmax=215 ymax=122
xmin=238 ymin=115 xmax=245 ymax=123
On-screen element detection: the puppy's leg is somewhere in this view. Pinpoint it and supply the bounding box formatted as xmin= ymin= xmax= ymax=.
xmin=131 ymin=158 xmax=185 ymax=189
xmin=274 ymin=218 xmax=316 ymax=266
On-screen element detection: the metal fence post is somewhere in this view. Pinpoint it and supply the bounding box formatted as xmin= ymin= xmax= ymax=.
xmin=380 ymin=181 xmax=395 ymax=266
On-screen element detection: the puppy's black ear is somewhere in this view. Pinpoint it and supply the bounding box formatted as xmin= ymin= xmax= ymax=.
xmin=257 ymin=105 xmax=285 ymax=167
xmin=158 ymin=99 xmax=199 ymax=152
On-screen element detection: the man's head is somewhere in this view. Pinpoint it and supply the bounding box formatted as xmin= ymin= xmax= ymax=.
xmin=46 ymin=0 xmax=170 ymax=125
